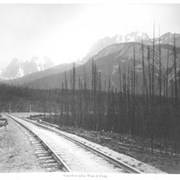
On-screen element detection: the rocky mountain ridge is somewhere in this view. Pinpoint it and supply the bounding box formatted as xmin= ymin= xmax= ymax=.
xmin=0 ymin=56 xmax=54 ymax=80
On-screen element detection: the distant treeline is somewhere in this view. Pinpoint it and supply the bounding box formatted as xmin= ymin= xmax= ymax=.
xmin=0 ymin=33 xmax=180 ymax=155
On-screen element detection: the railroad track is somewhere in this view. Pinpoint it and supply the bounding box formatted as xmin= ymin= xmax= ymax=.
xmin=4 ymin=113 xmax=70 ymax=172
xmin=5 ymin=113 xmax=142 ymax=174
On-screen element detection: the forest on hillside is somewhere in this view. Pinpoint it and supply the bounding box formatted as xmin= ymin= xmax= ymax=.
xmin=0 ymin=33 xmax=180 ymax=155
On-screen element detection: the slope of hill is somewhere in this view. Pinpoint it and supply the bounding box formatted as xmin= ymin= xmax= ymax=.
xmin=3 ymin=32 xmax=180 ymax=90
xmin=10 ymin=42 xmax=179 ymax=91
xmin=80 ymin=31 xmax=151 ymax=64
xmin=5 ymin=62 xmax=74 ymax=86
xmin=0 ymin=56 xmax=54 ymax=80
xmin=80 ymin=32 xmax=180 ymax=65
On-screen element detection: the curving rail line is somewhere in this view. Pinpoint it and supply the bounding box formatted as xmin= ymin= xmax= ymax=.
xmin=5 ymin=113 xmax=142 ymax=174
xmin=4 ymin=113 xmax=71 ymax=172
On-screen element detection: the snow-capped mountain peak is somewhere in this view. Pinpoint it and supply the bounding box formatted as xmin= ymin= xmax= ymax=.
xmin=0 ymin=56 xmax=54 ymax=80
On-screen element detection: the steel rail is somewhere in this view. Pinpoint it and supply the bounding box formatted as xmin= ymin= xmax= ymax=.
xmin=4 ymin=113 xmax=71 ymax=172
xmin=6 ymin=113 xmax=142 ymax=173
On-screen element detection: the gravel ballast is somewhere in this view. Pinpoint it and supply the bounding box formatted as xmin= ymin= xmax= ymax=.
xmin=0 ymin=115 xmax=45 ymax=172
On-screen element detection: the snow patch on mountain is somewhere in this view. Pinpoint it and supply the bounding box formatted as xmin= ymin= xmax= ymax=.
xmin=0 ymin=56 xmax=54 ymax=80
xmin=16 ymin=66 xmax=24 ymax=78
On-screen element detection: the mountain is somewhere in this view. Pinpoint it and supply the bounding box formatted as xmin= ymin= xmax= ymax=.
xmin=3 ymin=32 xmax=180 ymax=90
xmin=2 ymin=31 xmax=151 ymax=84
xmin=159 ymin=32 xmax=180 ymax=46
xmin=0 ymin=56 xmax=54 ymax=80
xmin=6 ymin=42 xmax=179 ymax=92
xmin=5 ymin=62 xmax=75 ymax=86
xmin=81 ymin=32 xmax=180 ymax=65
xmin=80 ymin=32 xmax=151 ymax=64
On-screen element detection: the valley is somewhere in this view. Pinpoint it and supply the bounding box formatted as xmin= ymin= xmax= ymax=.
xmin=0 ymin=3 xmax=180 ymax=175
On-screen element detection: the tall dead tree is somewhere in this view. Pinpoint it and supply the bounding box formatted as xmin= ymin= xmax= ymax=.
xmin=147 ymin=45 xmax=152 ymax=98
xmin=152 ymin=23 xmax=155 ymax=98
xmin=64 ymin=70 xmax=69 ymax=125
xmin=72 ymin=63 xmax=77 ymax=127
xmin=173 ymin=35 xmax=178 ymax=102
xmin=141 ymin=40 xmax=148 ymax=96
xmin=141 ymin=40 xmax=148 ymax=136
xmin=118 ymin=62 xmax=122 ymax=92
xmin=149 ymin=23 xmax=156 ymax=155
xmin=96 ymin=71 xmax=102 ymax=131
xmin=91 ymin=59 xmax=98 ymax=130
xmin=131 ymin=43 xmax=136 ymax=134
xmin=158 ymin=28 xmax=162 ymax=99
xmin=158 ymin=28 xmax=163 ymax=147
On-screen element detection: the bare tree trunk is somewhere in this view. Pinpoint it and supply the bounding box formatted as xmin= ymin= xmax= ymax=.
xmin=72 ymin=63 xmax=78 ymax=127
xmin=152 ymin=23 xmax=155 ymax=98
xmin=173 ymin=35 xmax=178 ymax=103
xmin=150 ymin=23 xmax=156 ymax=154
xmin=141 ymin=40 xmax=148 ymax=136
xmin=166 ymin=47 xmax=170 ymax=98
xmin=132 ymin=44 xmax=136 ymax=134
xmin=147 ymin=45 xmax=152 ymax=98
xmin=158 ymin=28 xmax=162 ymax=99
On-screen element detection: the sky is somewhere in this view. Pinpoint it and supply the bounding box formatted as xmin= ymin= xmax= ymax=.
xmin=0 ymin=2 xmax=180 ymax=68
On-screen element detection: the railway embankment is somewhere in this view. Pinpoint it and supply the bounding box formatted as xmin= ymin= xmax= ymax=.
xmin=0 ymin=115 xmax=45 ymax=172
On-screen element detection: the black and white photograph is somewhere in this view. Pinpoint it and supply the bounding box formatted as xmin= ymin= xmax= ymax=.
xmin=0 ymin=0 xmax=180 ymax=179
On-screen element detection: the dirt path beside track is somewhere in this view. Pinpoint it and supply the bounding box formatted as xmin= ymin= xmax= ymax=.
xmin=0 ymin=115 xmax=44 ymax=172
